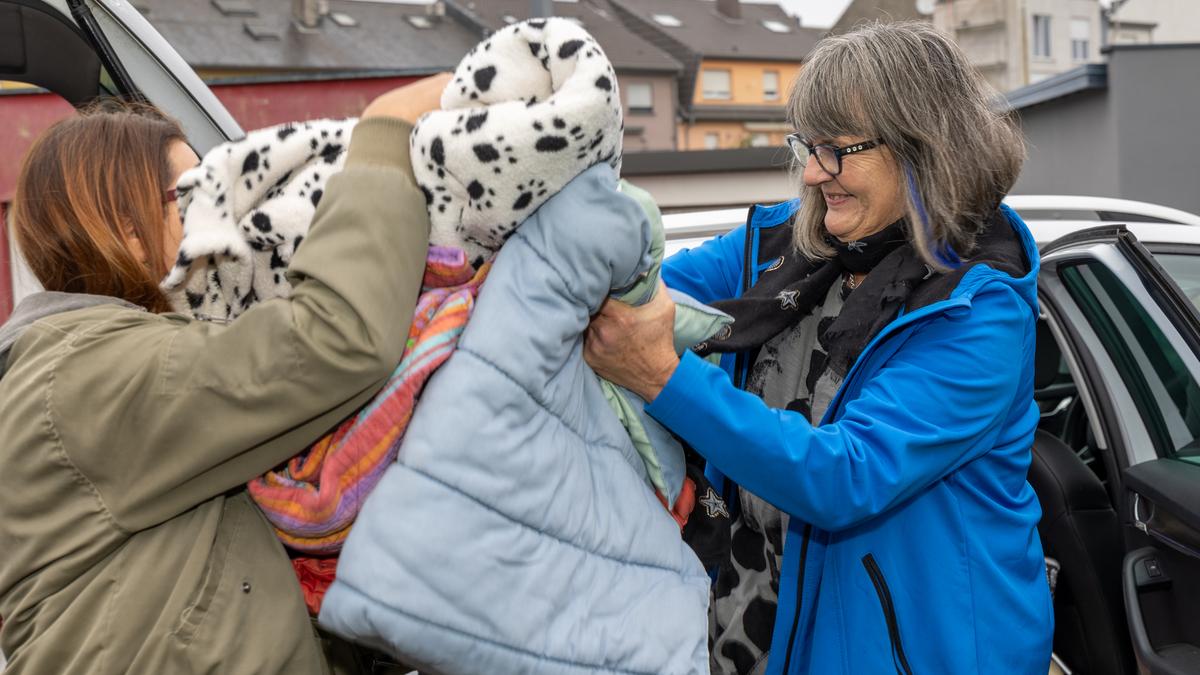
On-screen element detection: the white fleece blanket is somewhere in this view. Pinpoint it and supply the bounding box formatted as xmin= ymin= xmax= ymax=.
xmin=161 ymin=18 xmax=623 ymax=317
xmin=411 ymin=17 xmax=624 ymax=267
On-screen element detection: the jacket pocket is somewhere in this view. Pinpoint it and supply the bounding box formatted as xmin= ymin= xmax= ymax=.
xmin=170 ymin=498 xmax=240 ymax=647
xmin=862 ymin=553 xmax=914 ymax=675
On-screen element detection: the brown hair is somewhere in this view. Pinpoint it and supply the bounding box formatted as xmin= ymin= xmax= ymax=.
xmin=12 ymin=101 xmax=187 ymax=312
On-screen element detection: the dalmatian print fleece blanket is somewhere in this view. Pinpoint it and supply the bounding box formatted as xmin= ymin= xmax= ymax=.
xmin=411 ymin=16 xmax=623 ymax=267
xmin=162 ymin=119 xmax=350 ymax=320
xmin=161 ymin=16 xmax=622 ymax=317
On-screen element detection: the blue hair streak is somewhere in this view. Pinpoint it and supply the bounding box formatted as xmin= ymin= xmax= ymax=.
xmin=904 ymin=164 xmax=962 ymax=269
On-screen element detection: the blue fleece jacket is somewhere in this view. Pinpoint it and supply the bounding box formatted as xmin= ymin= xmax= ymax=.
xmin=651 ymin=201 xmax=1054 ymax=674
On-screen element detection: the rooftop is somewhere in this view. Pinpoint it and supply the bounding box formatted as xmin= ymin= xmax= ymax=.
xmin=451 ymin=0 xmax=683 ymax=73
xmin=607 ymin=0 xmax=821 ymax=62
xmin=139 ymin=0 xmax=481 ymax=73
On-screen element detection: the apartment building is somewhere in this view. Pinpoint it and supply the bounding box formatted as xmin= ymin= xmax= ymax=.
xmin=448 ymin=0 xmax=684 ymax=151
xmin=609 ymin=0 xmax=822 ymax=150
xmin=934 ymin=0 xmax=1103 ymax=93
xmin=1104 ymin=0 xmax=1200 ymax=44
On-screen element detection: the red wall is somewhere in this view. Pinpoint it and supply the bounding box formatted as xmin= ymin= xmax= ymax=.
xmin=0 ymin=92 xmax=72 ymax=322
xmin=208 ymin=75 xmax=420 ymax=130
xmin=0 ymin=75 xmax=421 ymax=321
xmin=0 ymin=203 xmax=11 ymax=322
xmin=0 ymin=91 xmax=76 ymax=205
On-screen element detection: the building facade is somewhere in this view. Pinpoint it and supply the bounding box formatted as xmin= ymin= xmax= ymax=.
xmin=609 ymin=0 xmax=821 ymax=150
xmin=934 ymin=0 xmax=1103 ymax=93
xmin=1104 ymin=0 xmax=1200 ymax=44
xmin=678 ymin=58 xmax=803 ymax=149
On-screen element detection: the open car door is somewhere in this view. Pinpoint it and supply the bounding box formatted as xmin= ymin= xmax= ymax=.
xmin=2 ymin=0 xmax=241 ymax=314
xmin=1039 ymin=225 xmax=1200 ymax=675
xmin=1 ymin=0 xmax=240 ymax=149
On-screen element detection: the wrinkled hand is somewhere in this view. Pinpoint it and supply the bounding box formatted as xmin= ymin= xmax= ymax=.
xmin=361 ymin=72 xmax=454 ymax=125
xmin=584 ymin=279 xmax=679 ymax=402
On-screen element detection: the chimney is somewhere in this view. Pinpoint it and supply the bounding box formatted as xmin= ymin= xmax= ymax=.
xmin=716 ymin=0 xmax=741 ymax=20
xmin=293 ymin=0 xmax=327 ymax=30
xmin=530 ymin=0 xmax=553 ymax=18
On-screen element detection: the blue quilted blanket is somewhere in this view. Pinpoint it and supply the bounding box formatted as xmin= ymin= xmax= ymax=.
xmin=319 ymin=164 xmax=710 ymax=674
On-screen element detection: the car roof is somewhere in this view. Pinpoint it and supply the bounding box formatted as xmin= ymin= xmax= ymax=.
xmin=1004 ymin=195 xmax=1200 ymax=227
xmin=1030 ymin=220 xmax=1200 ymax=247
xmin=661 ymin=206 xmax=1200 ymax=257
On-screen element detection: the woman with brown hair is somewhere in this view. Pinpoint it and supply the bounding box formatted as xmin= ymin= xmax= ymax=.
xmin=0 ymin=73 xmax=448 ymax=675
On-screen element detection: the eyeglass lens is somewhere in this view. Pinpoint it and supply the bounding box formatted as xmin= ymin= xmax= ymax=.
xmin=788 ymin=137 xmax=841 ymax=175
xmin=812 ymin=146 xmax=840 ymax=175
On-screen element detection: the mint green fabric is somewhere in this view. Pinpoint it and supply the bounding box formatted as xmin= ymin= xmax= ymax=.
xmin=600 ymin=181 xmax=732 ymax=504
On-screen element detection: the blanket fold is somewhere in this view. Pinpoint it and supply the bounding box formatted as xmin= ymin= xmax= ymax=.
xmin=319 ymin=163 xmax=711 ymax=675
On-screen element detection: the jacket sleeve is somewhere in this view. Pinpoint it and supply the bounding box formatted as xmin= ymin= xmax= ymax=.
xmin=53 ymin=118 xmax=431 ymax=533
xmin=646 ymin=284 xmax=1035 ymax=531
xmin=661 ymin=223 xmax=746 ymax=304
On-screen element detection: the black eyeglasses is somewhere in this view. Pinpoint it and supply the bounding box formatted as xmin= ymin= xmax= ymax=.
xmin=785 ymin=134 xmax=886 ymax=176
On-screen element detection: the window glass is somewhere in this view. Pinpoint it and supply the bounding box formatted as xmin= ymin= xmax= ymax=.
xmin=1033 ymin=14 xmax=1052 ymax=58
xmin=626 ymin=82 xmax=652 ymax=112
xmin=704 ymin=132 xmax=720 ymax=150
xmin=1071 ymin=18 xmax=1090 ymax=61
xmin=702 ymin=70 xmax=731 ymax=100
xmin=1060 ymin=262 xmax=1200 ymax=463
xmin=763 ymin=71 xmax=779 ymax=101
xmin=1157 ymin=253 xmax=1200 ymax=312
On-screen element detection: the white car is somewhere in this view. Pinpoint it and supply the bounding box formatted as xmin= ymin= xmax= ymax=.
xmin=4 ymin=1 xmax=1200 ymax=673
xmin=662 ymin=195 xmax=1200 ymax=257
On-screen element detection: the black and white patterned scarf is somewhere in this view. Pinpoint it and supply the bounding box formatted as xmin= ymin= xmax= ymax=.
xmin=697 ymin=218 xmax=930 ymax=384
xmin=703 ymin=219 xmax=932 ymax=675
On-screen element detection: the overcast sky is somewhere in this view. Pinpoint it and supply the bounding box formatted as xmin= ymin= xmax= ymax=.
xmin=745 ymin=0 xmax=855 ymax=28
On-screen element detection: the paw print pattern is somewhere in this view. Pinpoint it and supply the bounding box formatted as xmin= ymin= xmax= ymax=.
xmin=409 ymin=17 xmax=624 ymax=266
xmin=239 ymin=144 xmax=274 ymax=191
xmin=473 ymin=137 xmax=518 ymax=175
xmin=465 ymin=179 xmax=496 ymax=212
xmin=417 ymin=136 xmax=448 ymax=180
xmin=165 ymin=118 xmax=354 ymax=319
xmin=512 ymin=179 xmax=547 ymax=211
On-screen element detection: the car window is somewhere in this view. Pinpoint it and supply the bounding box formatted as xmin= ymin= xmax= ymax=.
xmin=1018 ymin=208 xmax=1102 ymax=222
xmin=1060 ymin=261 xmax=1200 ymax=465
xmin=1157 ymin=254 xmax=1200 ymax=312
xmin=1095 ymin=211 xmax=1179 ymax=225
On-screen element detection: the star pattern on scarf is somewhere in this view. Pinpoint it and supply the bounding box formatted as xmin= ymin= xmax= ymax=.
xmin=777 ymin=289 xmax=800 ymax=310
xmin=699 ymin=487 xmax=730 ymax=519
xmin=846 ymin=240 xmax=867 ymax=252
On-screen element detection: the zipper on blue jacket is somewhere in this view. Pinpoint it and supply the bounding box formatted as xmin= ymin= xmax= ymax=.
xmin=862 ymin=554 xmax=914 ymax=675
xmin=779 ymin=523 xmax=812 ymax=674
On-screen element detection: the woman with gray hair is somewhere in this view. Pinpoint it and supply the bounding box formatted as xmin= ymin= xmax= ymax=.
xmin=585 ymin=21 xmax=1053 ymax=675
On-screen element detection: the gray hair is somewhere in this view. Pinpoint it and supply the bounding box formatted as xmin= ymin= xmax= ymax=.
xmin=786 ymin=21 xmax=1024 ymax=270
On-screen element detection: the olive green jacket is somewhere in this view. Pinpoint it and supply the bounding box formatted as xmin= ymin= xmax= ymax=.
xmin=0 ymin=117 xmax=428 ymax=675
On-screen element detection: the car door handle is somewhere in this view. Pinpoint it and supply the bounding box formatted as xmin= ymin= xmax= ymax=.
xmin=1123 ymin=546 xmax=1200 ymax=675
